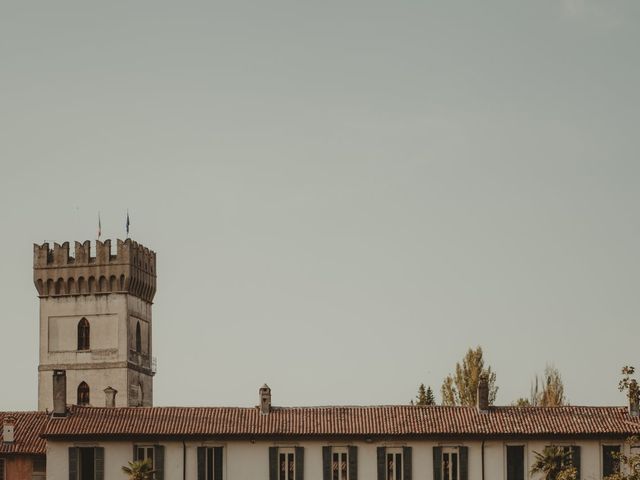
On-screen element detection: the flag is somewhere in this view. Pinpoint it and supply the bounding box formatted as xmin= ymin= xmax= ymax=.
xmin=126 ymin=211 xmax=130 ymax=236
xmin=97 ymin=213 xmax=102 ymax=239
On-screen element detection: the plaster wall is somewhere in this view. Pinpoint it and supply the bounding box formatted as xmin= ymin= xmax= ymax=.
xmin=45 ymin=437 xmax=624 ymax=480
xmin=39 ymin=367 xmax=131 ymax=409
xmin=38 ymin=294 xmax=154 ymax=410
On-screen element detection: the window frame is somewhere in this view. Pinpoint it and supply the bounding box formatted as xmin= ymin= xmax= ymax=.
xmin=77 ymin=318 xmax=90 ymax=351
xmin=602 ymin=444 xmax=621 ymax=477
xmin=77 ymin=382 xmax=90 ymax=406
xmin=504 ymin=444 xmax=525 ymax=480
xmin=278 ymin=447 xmax=297 ymax=480
xmin=441 ymin=447 xmax=460 ymax=480
xmin=198 ymin=446 xmax=224 ymax=480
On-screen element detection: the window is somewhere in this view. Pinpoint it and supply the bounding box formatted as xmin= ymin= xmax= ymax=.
xmin=134 ymin=445 xmax=164 ymax=480
xmin=197 ymin=447 xmax=223 ymax=480
xmin=269 ymin=447 xmax=303 ymax=480
xmin=323 ymin=446 xmax=357 ymax=480
xmin=433 ymin=447 xmax=468 ymax=480
xmin=377 ymin=447 xmax=411 ymax=480
xmin=561 ymin=446 xmax=581 ymax=479
xmin=77 ymin=318 xmax=90 ymax=350
xmin=69 ymin=447 xmax=104 ymax=480
xmin=32 ymin=456 xmax=46 ymax=480
xmin=77 ymin=382 xmax=90 ymax=406
xmin=506 ymin=446 xmax=524 ymax=480
xmin=603 ymin=445 xmax=620 ymax=477
xmin=136 ymin=321 xmax=142 ymax=353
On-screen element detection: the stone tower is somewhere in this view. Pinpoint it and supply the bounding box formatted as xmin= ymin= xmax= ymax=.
xmin=34 ymin=239 xmax=156 ymax=410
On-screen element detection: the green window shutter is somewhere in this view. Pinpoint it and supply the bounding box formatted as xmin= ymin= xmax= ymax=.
xmin=459 ymin=447 xmax=468 ymax=480
xmin=68 ymin=447 xmax=78 ymax=480
xmin=197 ymin=447 xmax=206 ymax=480
xmin=348 ymin=446 xmax=358 ymax=480
xmin=269 ymin=447 xmax=278 ymax=480
xmin=402 ymin=447 xmax=412 ymax=480
xmin=295 ymin=447 xmax=304 ymax=480
xmin=432 ymin=447 xmax=442 ymax=480
xmin=154 ymin=445 xmax=164 ymax=480
xmin=571 ymin=446 xmax=581 ymax=480
xmin=322 ymin=447 xmax=332 ymax=480
xmin=377 ymin=447 xmax=386 ymax=480
xmin=214 ymin=447 xmax=223 ymax=480
xmin=95 ymin=447 xmax=105 ymax=480
xmin=133 ymin=444 xmax=138 ymax=461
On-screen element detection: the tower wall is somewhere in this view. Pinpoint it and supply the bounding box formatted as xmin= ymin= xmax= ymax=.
xmin=34 ymin=239 xmax=156 ymax=411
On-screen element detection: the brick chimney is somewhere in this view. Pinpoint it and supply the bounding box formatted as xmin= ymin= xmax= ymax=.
xmin=2 ymin=416 xmax=15 ymax=443
xmin=477 ymin=374 xmax=489 ymax=412
xmin=259 ymin=384 xmax=271 ymax=415
xmin=52 ymin=370 xmax=67 ymax=417
xmin=103 ymin=386 xmax=117 ymax=408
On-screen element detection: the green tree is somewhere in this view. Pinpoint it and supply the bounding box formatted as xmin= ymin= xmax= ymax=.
xmin=122 ymin=459 xmax=156 ymax=480
xmin=425 ymin=386 xmax=436 ymax=405
xmin=413 ymin=384 xmax=436 ymax=405
xmin=440 ymin=346 xmax=497 ymax=406
xmin=530 ymin=446 xmax=574 ymax=480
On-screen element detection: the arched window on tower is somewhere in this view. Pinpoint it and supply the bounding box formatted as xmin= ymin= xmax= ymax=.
xmin=77 ymin=382 xmax=90 ymax=406
xmin=77 ymin=318 xmax=90 ymax=351
xmin=135 ymin=321 xmax=142 ymax=353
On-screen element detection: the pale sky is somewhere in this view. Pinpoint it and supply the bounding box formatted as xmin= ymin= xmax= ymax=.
xmin=1 ymin=1 xmax=639 ymax=410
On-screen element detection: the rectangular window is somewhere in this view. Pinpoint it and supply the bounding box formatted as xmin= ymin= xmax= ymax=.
xmin=332 ymin=449 xmax=348 ymax=480
xmin=442 ymin=448 xmax=459 ymax=480
xmin=32 ymin=456 xmax=46 ymax=480
xmin=279 ymin=449 xmax=296 ymax=480
xmin=381 ymin=448 xmax=404 ymax=480
xmin=136 ymin=446 xmax=154 ymax=467
xmin=198 ymin=447 xmax=223 ymax=480
xmin=506 ymin=446 xmax=524 ymax=480
xmin=134 ymin=445 xmax=164 ymax=480
xmin=603 ymin=445 xmax=621 ymax=477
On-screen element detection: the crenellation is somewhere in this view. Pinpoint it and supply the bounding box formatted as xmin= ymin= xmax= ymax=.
xmin=33 ymin=238 xmax=157 ymax=302
xmin=53 ymin=243 xmax=68 ymax=264
xmin=74 ymin=241 xmax=90 ymax=264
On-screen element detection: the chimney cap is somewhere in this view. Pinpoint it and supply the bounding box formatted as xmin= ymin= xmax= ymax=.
xmin=103 ymin=386 xmax=118 ymax=394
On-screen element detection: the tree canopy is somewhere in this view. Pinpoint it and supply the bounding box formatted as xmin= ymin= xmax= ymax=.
xmin=413 ymin=383 xmax=436 ymax=406
xmin=440 ymin=346 xmax=498 ymax=406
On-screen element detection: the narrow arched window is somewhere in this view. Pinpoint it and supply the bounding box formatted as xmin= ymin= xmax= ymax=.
xmin=77 ymin=318 xmax=90 ymax=351
xmin=135 ymin=321 xmax=142 ymax=353
xmin=77 ymin=382 xmax=90 ymax=406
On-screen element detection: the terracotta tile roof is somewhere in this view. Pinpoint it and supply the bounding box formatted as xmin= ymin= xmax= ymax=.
xmin=41 ymin=405 xmax=640 ymax=439
xmin=0 ymin=411 xmax=48 ymax=455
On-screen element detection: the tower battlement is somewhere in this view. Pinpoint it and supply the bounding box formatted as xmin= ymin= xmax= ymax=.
xmin=33 ymin=239 xmax=156 ymax=302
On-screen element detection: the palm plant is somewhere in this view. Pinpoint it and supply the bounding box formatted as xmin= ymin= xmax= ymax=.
xmin=121 ymin=458 xmax=156 ymax=480
xmin=530 ymin=446 xmax=573 ymax=480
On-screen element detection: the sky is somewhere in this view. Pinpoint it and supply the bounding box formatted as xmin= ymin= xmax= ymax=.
xmin=1 ymin=0 xmax=639 ymax=410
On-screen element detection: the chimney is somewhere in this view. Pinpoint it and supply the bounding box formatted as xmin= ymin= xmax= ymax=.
xmin=103 ymin=386 xmax=118 ymax=408
xmin=52 ymin=370 xmax=67 ymax=417
xmin=477 ymin=374 xmax=489 ymax=412
xmin=2 ymin=416 xmax=15 ymax=443
xmin=259 ymin=384 xmax=271 ymax=415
